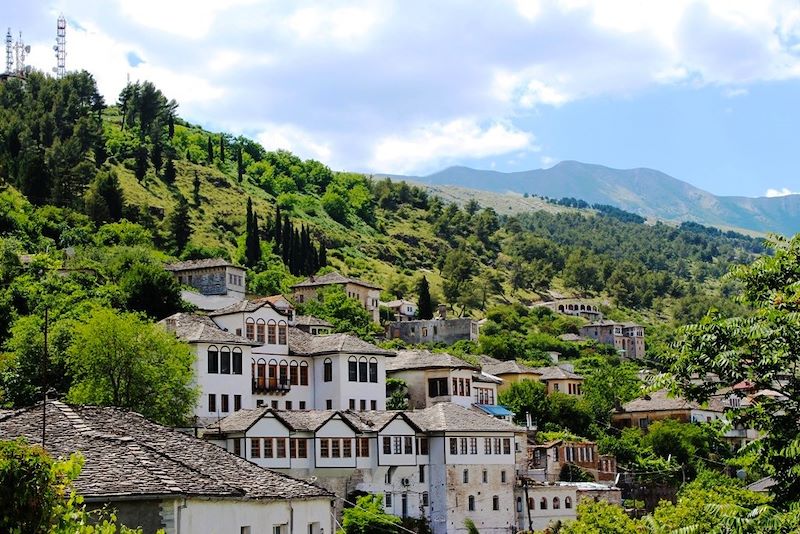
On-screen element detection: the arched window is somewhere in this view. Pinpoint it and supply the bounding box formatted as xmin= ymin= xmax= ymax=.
xmin=268 ymin=359 xmax=278 ymax=388
xmin=553 ymin=497 xmax=560 ymax=509
xmin=540 ymin=497 xmax=548 ymax=510
xmin=232 ymin=348 xmax=242 ymax=375
xmin=564 ymin=497 xmax=572 ymax=509
xmin=207 ymin=346 xmax=219 ymax=374
xmin=323 ymin=358 xmax=333 ymax=382
xmin=369 ymin=358 xmax=378 ymax=383
xmin=279 ymin=360 xmax=289 ymax=386
xmin=492 ymin=495 xmax=499 ymax=511
xmin=528 ymin=497 xmax=535 ymax=510
xmin=348 ymin=356 xmax=358 ymax=382
xmin=278 ymin=321 xmax=288 ymax=345
xmin=256 ymin=318 xmax=266 ymax=343
xmin=245 ymin=318 xmax=255 ymax=340
xmin=267 ymin=320 xmax=277 ymax=344
xmin=580 ymin=304 xmax=585 ymax=311
xmin=468 ymin=495 xmax=475 ymax=512
xmin=299 ymin=361 xmax=309 ymax=385
xmin=358 ymin=357 xmax=368 ymax=383
xmin=558 ymin=305 xmax=564 ymax=312
xmin=289 ymin=360 xmax=299 ymax=385
xmin=256 ymin=358 xmax=266 ymax=390
xmin=220 ymin=346 xmax=231 ymax=374
xmin=516 ymin=496 xmax=522 ymax=512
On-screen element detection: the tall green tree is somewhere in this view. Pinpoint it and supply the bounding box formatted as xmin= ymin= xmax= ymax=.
xmin=169 ymin=194 xmax=192 ymax=253
xmin=66 ymin=307 xmax=198 ymax=426
xmin=84 ymin=169 xmax=124 ymax=223
xmin=417 ymin=276 xmax=433 ymax=319
xmin=339 ymin=494 xmax=401 ymax=534
xmin=237 ymin=146 xmax=244 ymax=181
xmin=206 ymin=136 xmax=213 ymax=164
xmin=119 ymin=262 xmax=184 ymax=320
xmin=219 ymin=134 xmax=225 ymax=162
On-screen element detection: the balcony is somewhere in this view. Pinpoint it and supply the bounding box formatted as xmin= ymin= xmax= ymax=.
xmin=252 ymin=378 xmax=291 ymax=395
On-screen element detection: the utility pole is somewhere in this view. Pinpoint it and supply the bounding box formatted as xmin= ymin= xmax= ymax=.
xmin=41 ymin=307 xmax=49 ymax=447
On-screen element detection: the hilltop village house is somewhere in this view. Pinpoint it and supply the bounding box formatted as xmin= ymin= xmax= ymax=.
xmin=382 ymin=299 xmax=418 ymax=321
xmin=386 ymin=317 xmax=480 ymax=344
xmin=165 ymin=258 xmax=247 ymax=311
xmin=204 ymin=402 xmax=528 ymax=534
xmin=527 ymin=438 xmax=617 ymax=483
xmin=579 ymin=320 xmax=646 ymax=359
xmin=0 ymin=401 xmax=333 ymax=534
xmin=537 ymin=299 xmax=604 ymax=322
xmin=291 ymin=271 xmax=382 ymax=323
xmin=611 ymin=389 xmax=725 ymax=430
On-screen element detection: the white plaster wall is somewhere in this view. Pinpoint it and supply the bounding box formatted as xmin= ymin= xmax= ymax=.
xmin=520 ymin=486 xmax=577 ymax=532
xmin=444 ymin=432 xmax=517 ymax=465
xmin=315 ymin=418 xmax=357 ymax=468
xmin=193 ymin=342 xmax=253 ymax=419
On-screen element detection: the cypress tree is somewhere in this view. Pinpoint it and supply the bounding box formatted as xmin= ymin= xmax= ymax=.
xmin=291 ymin=228 xmax=301 ymax=275
xmin=170 ymin=194 xmax=192 ymax=253
xmin=300 ymin=225 xmax=310 ymax=274
xmin=219 ymin=135 xmax=225 ymax=162
xmin=168 ymin=114 xmax=175 ymax=139
xmin=245 ymin=197 xmax=255 ymax=266
xmin=163 ymin=157 xmax=176 ymax=184
xmin=281 ymin=216 xmax=292 ymax=266
xmin=318 ymin=241 xmax=327 ymax=268
xmin=207 ymin=136 xmax=213 ymax=164
xmin=252 ymin=211 xmax=262 ymax=264
xmin=274 ymin=206 xmax=282 ymax=250
xmin=192 ymin=171 xmax=201 ymax=206
xmin=135 ymin=146 xmax=148 ymax=181
xmin=237 ymin=146 xmax=244 ymax=181
xmin=417 ymin=276 xmax=433 ymax=319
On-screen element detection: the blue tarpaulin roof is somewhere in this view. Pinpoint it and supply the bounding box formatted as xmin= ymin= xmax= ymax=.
xmin=475 ymin=404 xmax=514 ymax=417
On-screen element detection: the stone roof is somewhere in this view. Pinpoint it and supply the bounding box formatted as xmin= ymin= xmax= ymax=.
xmin=479 ymin=355 xmax=542 ymax=376
xmin=0 ymin=402 xmax=332 ymax=501
xmin=747 ymin=476 xmax=777 ymax=493
xmin=384 ymin=299 xmax=416 ymax=308
xmin=161 ymin=313 xmax=258 ymax=345
xmin=165 ymin=258 xmax=238 ymax=271
xmin=386 ymin=350 xmax=477 ymax=372
xmin=288 ymin=328 xmax=395 ymax=357
xmin=532 ymin=366 xmax=584 ymax=381
xmin=559 ymin=333 xmax=584 ymax=342
xmin=293 ymin=315 xmax=333 ymax=327
xmin=291 ymin=271 xmax=382 ymax=290
xmin=406 ymin=402 xmax=526 ymax=433
xmin=618 ymin=389 xmax=725 ymax=414
xmin=209 ymin=296 xmax=290 ymax=317
xmin=209 ymin=408 xmax=409 ymax=435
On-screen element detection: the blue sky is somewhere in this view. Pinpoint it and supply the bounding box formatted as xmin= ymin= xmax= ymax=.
xmin=7 ymin=0 xmax=800 ymax=197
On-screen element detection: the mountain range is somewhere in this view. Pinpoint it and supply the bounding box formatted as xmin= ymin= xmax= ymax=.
xmin=387 ymin=161 xmax=800 ymax=236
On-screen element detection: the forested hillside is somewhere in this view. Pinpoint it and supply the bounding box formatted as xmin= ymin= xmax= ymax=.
xmin=0 ymin=70 xmax=768 ymax=412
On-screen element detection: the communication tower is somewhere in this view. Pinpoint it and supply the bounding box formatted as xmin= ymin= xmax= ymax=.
xmin=5 ymin=29 xmax=11 ymax=74
xmin=13 ymin=31 xmax=30 ymax=76
xmin=53 ymin=14 xmax=66 ymax=78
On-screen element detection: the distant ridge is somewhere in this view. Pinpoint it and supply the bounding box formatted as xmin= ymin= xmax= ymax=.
xmin=383 ymin=161 xmax=800 ymax=235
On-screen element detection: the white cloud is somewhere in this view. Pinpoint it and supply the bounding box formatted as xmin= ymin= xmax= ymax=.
xmin=370 ymin=119 xmax=535 ymax=174
xmin=514 ymin=0 xmax=542 ymax=21
xmin=285 ymin=4 xmax=385 ymax=46
xmin=117 ymin=0 xmax=256 ymax=38
xmin=765 ymin=187 xmax=800 ymax=197
xmin=723 ymin=87 xmax=749 ymax=98
xmin=257 ymin=124 xmax=333 ymax=164
xmin=540 ymin=155 xmax=556 ymax=167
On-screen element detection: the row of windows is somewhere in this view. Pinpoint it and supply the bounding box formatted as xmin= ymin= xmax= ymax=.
xmin=228 ymin=273 xmax=243 ymax=286
xmin=253 ymin=359 xmax=309 ymax=387
xmin=449 ymin=437 xmax=511 ymax=456
xmin=564 ymin=445 xmax=595 ymax=463
xmin=349 ymin=399 xmax=378 ymax=411
xmin=250 ymin=438 xmax=307 ymax=459
xmin=319 ymin=437 xmax=370 ymax=458
xmin=208 ymin=393 xmax=241 ymax=413
xmin=385 ymin=492 xmax=428 ymax=510
xmin=207 ymin=347 xmax=243 ymax=375
xmin=382 ymin=435 xmax=414 ymax=455
xmin=461 ymin=468 xmax=508 ymax=484
xmin=256 ymin=399 xmax=306 ymax=410
xmin=475 ymin=387 xmax=495 ymax=404
xmin=245 ymin=319 xmax=288 ymax=345
xmin=526 ymin=496 xmax=572 ymax=510
xmin=426 ymin=377 xmax=474 ymax=397
xmin=347 ymin=357 xmax=379 ymax=383
xmin=467 ymin=495 xmax=501 ymax=512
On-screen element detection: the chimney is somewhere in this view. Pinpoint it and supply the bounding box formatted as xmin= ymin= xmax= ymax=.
xmin=437 ymin=304 xmax=447 ymax=320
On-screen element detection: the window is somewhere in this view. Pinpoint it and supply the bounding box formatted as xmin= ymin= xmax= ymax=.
xmin=459 ymin=438 xmax=467 ymax=455
xmin=343 ymin=439 xmax=352 ymax=458
xmin=324 ymin=359 xmax=333 ymax=382
xmin=371 ymin=400 xmax=377 ymax=410
xmin=422 ymin=492 xmax=429 ymax=507
xmin=299 ymin=401 xmax=306 ymax=410
xmin=278 ymin=322 xmax=288 ymax=345
xmin=256 ymin=359 xmax=267 ymax=389
xmin=462 ymin=469 xmax=469 ymax=483
xmin=221 ymin=394 xmax=229 ymax=413
xmin=233 ymin=348 xmax=242 ymax=374
xmin=291 ymin=438 xmax=307 ymax=458
xmin=264 ymin=438 xmax=273 ymax=458
xmin=269 ymin=360 xmax=278 ymax=389
xmin=246 ymin=319 xmax=255 ymax=340
xmin=256 ymin=320 xmax=265 ymax=343
xmin=465 ymin=378 xmax=470 ymax=394
xmin=358 ymin=358 xmax=368 ymax=382
xmin=449 ymin=438 xmax=458 ymax=455
xmin=393 ymin=436 xmax=402 ymax=454
xmin=468 ymin=495 xmax=475 ymax=511
xmin=360 ymin=399 xmax=366 ymax=411
xmin=369 ymin=358 xmax=378 ymax=383
xmin=279 ymin=361 xmax=288 ymax=387
xmin=349 ymin=399 xmax=356 ymax=410
xmin=234 ymin=395 xmax=242 ymax=411
xmin=241 ymin=527 xmax=251 ymax=534
xmin=290 ymin=362 xmax=299 ymax=385
xmin=208 ymin=394 xmax=216 ymax=413
xmin=553 ymin=497 xmax=560 ymax=509
xmin=383 ymin=436 xmax=392 ymax=454
xmin=418 ymin=438 xmax=428 ymax=455
xmin=326 ymin=399 xmax=332 ymax=409
xmin=484 ymin=438 xmax=492 ymax=454
xmin=267 ymin=321 xmax=276 ymax=344
xmin=452 ymin=378 xmax=458 ymax=396
xmin=482 ymin=470 xmax=488 ymax=483
xmin=565 ymin=497 xmax=572 ymax=509
xmin=404 ymin=436 xmax=413 ymax=454
xmin=357 ymin=438 xmax=370 ymax=457
xmin=385 ymin=494 xmax=393 ymax=507
xmin=285 ymin=401 xmax=292 ymax=410
xmin=501 ymin=470 xmax=507 ymax=483
xmin=300 ymin=362 xmax=309 ymax=385
xmin=349 ymin=357 xmax=358 ymax=382
xmin=469 ymin=438 xmax=477 ymax=454
xmin=331 ymin=439 xmax=341 ymax=458
xmin=251 ymin=438 xmax=261 ymax=458
xmin=271 ymin=400 xmax=278 ymax=409
xmin=494 ymin=438 xmax=501 ymax=455
xmin=419 ymin=465 xmax=425 ymax=483
xmin=320 ymin=439 xmax=329 ymax=458
xmin=540 ymin=497 xmax=548 ymax=510
xmin=233 ymin=439 xmax=241 ymax=457
xmin=503 ymin=438 xmax=511 ymax=455
xmin=422 ymin=327 xmax=428 ymax=337
xmin=207 ymin=347 xmax=219 ymax=373
xmin=553 ymin=383 xmax=560 ymax=392
xmin=493 ymin=496 xmax=500 ymax=511
xmin=276 ymin=438 xmax=286 ymax=458
xmin=428 ymin=377 xmax=448 ymax=397
xmin=220 ymin=347 xmax=231 ymax=374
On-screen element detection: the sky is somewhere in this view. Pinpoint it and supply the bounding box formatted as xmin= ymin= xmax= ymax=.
xmin=6 ymin=0 xmax=800 ymax=197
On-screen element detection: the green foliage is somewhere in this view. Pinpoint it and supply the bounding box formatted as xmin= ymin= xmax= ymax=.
xmin=386 ymin=378 xmax=409 ymax=410
xmin=299 ymin=286 xmax=380 ymax=339
xmin=498 ymin=380 xmax=548 ymax=427
xmin=559 ymin=499 xmax=644 ymax=534
xmin=574 ymin=356 xmax=641 ymax=424
xmin=463 ymin=518 xmax=480 ymax=534
xmin=338 ymin=494 xmax=402 ymax=534
xmin=84 ymin=169 xmax=124 ymax=224
xmin=417 ymin=276 xmax=433 ymax=319
xmin=66 ymin=307 xmax=198 ymax=425
xmin=119 ymin=262 xmax=184 ymax=319
xmin=168 ymin=195 xmax=192 ymax=253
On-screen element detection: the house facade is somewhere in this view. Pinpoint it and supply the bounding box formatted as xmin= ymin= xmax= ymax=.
xmin=537 ymin=300 xmax=604 ymax=321
xmin=532 ymin=365 xmax=585 ymax=396
xmin=579 ymin=321 xmax=645 ymax=359
xmin=528 ymin=439 xmax=617 ymax=483
xmin=479 ymin=356 xmax=543 ymax=394
xmin=516 ymin=482 xmax=623 ymax=532
xmin=386 ymin=318 xmax=479 ymax=344
xmin=165 ymin=258 xmax=246 ymax=297
xmin=0 ymin=401 xmax=334 ymax=534
xmin=611 ymin=389 xmax=725 ymax=430
xmin=291 ymin=271 xmax=382 ymax=324
xmin=383 ymin=299 xmax=418 ymax=321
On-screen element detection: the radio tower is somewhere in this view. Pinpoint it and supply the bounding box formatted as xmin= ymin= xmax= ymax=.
xmin=54 ymin=15 xmax=66 ymax=78
xmin=13 ymin=31 xmax=29 ymax=76
xmin=5 ymin=28 xmax=11 ymax=74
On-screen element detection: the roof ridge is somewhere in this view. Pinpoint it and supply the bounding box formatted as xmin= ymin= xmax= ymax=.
xmin=52 ymin=400 xmax=96 ymax=437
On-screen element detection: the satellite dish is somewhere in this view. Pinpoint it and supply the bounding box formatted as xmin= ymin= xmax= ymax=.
xmin=53 ymin=45 xmax=58 ymax=51
xmin=24 ymin=45 xmax=30 ymax=53
xmin=52 ymin=67 xmax=57 ymax=72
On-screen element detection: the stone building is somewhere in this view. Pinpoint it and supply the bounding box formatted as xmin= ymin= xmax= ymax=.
xmin=579 ymin=320 xmax=645 ymax=359
xmin=516 ymin=482 xmax=622 ymax=532
xmin=528 ymin=438 xmax=617 ymax=483
xmin=386 ymin=318 xmax=479 ymax=344
xmin=291 ymin=271 xmax=382 ymax=324
xmin=537 ymin=300 xmax=604 ymax=321
xmin=165 ymin=258 xmax=246 ymax=296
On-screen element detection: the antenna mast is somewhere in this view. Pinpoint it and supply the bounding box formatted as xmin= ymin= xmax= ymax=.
xmin=5 ymin=28 xmax=11 ymax=74
xmin=13 ymin=31 xmax=30 ymax=76
xmin=54 ymin=14 xmax=66 ymax=78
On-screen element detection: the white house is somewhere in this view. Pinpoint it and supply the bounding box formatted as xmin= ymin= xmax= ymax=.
xmin=383 ymin=299 xmax=418 ymax=321
xmin=516 ymin=482 xmax=622 ymax=532
xmin=0 ymin=401 xmax=334 ymax=534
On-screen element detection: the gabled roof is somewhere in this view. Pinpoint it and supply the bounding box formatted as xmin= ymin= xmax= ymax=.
xmin=386 ymin=350 xmax=478 ymax=372
xmin=209 ymin=408 xmax=418 ymax=435
xmin=406 ymin=402 xmax=526 ymax=433
xmin=479 ymin=355 xmax=542 ymax=376
xmin=384 ymin=299 xmax=417 ymax=308
xmin=0 ymin=402 xmax=331 ymax=501
xmin=293 ymin=315 xmax=333 ymax=327
xmin=288 ymin=328 xmax=395 ymax=357
xmin=209 ymin=296 xmax=290 ymax=317
xmin=532 ymin=366 xmax=584 ymax=381
xmin=291 ymin=271 xmax=382 ymax=290
xmin=165 ymin=258 xmax=239 ymax=271
xmin=161 ymin=313 xmax=258 ymax=345
xmin=618 ymin=389 xmax=725 ymax=414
